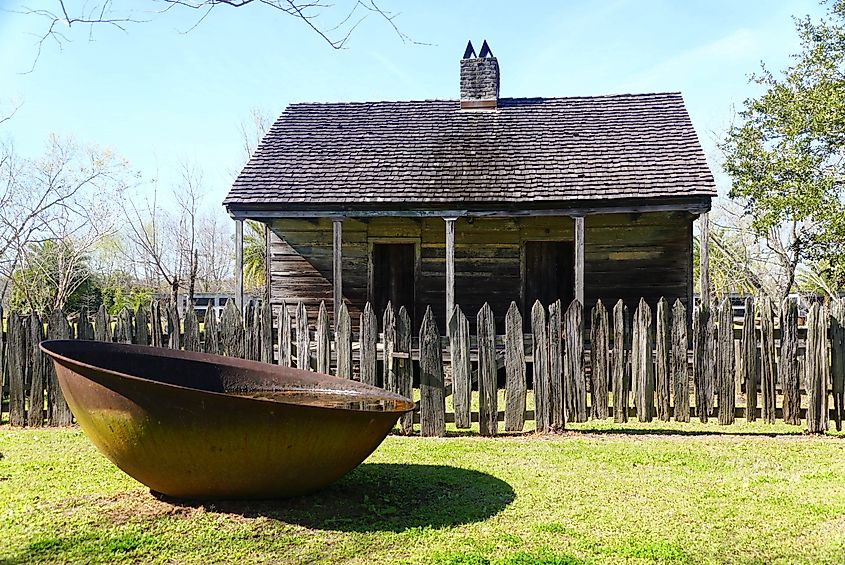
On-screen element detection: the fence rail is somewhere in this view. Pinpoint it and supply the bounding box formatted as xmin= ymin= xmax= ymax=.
xmin=1 ymin=295 xmax=844 ymax=435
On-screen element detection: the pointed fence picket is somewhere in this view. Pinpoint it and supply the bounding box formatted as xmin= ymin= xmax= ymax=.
xmin=504 ymin=302 xmax=526 ymax=432
xmin=3 ymin=293 xmax=845 ymax=436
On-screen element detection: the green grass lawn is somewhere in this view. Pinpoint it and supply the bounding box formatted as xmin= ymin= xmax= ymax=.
xmin=2 ymin=421 xmax=845 ymax=564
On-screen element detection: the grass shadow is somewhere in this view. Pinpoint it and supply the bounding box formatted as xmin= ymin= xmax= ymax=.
xmin=564 ymin=426 xmax=822 ymax=438
xmin=440 ymin=429 xmax=534 ymax=438
xmin=154 ymin=463 xmax=515 ymax=532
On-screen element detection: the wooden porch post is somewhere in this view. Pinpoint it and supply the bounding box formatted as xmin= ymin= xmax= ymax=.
xmin=574 ymin=215 xmax=585 ymax=305
xmin=332 ymin=217 xmax=343 ymax=327
xmin=445 ymin=217 xmax=457 ymax=326
xmin=235 ymin=219 xmax=244 ymax=312
xmin=699 ymin=212 xmax=710 ymax=308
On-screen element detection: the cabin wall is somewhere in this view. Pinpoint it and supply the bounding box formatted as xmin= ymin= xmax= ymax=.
xmin=583 ymin=212 xmax=693 ymax=310
xmin=266 ymin=211 xmax=693 ymax=330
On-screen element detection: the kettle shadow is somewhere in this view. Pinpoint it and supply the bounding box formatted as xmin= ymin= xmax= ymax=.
xmin=155 ymin=463 xmax=515 ymax=532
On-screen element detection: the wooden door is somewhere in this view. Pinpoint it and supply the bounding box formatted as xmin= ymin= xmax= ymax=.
xmin=371 ymin=243 xmax=416 ymax=322
xmin=524 ymin=241 xmax=574 ymax=315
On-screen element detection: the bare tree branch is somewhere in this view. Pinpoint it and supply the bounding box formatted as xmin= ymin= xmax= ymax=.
xmin=21 ymin=0 xmax=423 ymax=70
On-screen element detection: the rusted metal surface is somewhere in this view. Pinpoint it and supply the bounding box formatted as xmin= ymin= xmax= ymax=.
xmin=39 ymin=340 xmax=413 ymax=500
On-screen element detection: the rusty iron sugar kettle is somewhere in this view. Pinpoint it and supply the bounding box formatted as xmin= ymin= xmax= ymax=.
xmin=40 ymin=340 xmax=414 ymax=499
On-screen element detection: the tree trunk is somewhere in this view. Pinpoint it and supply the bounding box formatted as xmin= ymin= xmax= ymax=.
xmin=189 ymin=249 xmax=198 ymax=305
xmin=170 ymin=279 xmax=179 ymax=313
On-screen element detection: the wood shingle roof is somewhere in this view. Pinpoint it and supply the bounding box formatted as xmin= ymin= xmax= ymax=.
xmin=224 ymin=92 xmax=716 ymax=211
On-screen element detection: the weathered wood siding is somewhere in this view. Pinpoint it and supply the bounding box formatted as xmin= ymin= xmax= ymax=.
xmin=267 ymin=211 xmax=693 ymax=329
xmin=583 ymin=212 xmax=693 ymax=309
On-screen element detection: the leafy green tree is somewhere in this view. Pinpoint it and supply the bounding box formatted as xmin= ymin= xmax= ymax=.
xmin=99 ymin=271 xmax=155 ymax=315
xmin=243 ymin=220 xmax=266 ymax=297
xmin=9 ymin=239 xmax=101 ymax=316
xmin=720 ymin=0 xmax=845 ymax=299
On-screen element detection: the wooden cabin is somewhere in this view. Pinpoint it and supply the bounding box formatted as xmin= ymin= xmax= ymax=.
xmin=224 ymin=42 xmax=716 ymax=330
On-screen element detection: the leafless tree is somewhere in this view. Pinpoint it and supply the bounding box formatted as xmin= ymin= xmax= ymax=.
xmin=196 ymin=211 xmax=232 ymax=293
xmin=708 ymin=198 xmax=808 ymax=302
xmin=122 ymin=159 xmax=211 ymax=307
xmin=239 ymin=106 xmax=274 ymax=163
xmin=22 ymin=1 xmax=419 ymax=70
xmin=0 ymin=135 xmax=131 ymax=309
xmin=123 ymin=181 xmax=181 ymax=305
xmin=174 ymin=162 xmax=202 ymax=304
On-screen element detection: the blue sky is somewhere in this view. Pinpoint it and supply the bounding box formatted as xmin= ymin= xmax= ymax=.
xmin=0 ymin=0 xmax=828 ymax=210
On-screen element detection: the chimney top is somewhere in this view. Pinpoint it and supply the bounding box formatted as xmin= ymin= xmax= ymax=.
xmin=460 ymin=40 xmax=499 ymax=110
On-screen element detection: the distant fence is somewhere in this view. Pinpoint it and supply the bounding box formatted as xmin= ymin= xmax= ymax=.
xmin=1 ymin=295 xmax=844 ymax=435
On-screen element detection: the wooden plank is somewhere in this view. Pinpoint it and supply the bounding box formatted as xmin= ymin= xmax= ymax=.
xmin=419 ymin=306 xmax=445 ymax=437
xmin=150 ymin=301 xmax=163 ymax=348
xmin=359 ymin=302 xmax=378 ymax=386
xmin=235 ymin=199 xmax=710 ymax=219
xmin=632 ymin=298 xmax=654 ymax=422
xmin=28 ymin=313 xmax=45 ymax=428
xmin=504 ymin=301 xmax=527 ymax=431
xmin=655 ymin=297 xmax=671 ymax=421
xmin=531 ymin=300 xmax=551 ymax=433
xmin=77 ymin=308 xmax=94 ymax=340
xmin=565 ymin=299 xmax=586 ymax=423
xmin=94 ymin=304 xmax=111 ymax=342
xmin=167 ymin=302 xmax=180 ymax=350
xmin=717 ymin=297 xmax=735 ymax=425
xmin=115 ymin=307 xmax=134 ymax=344
xmin=805 ymin=303 xmax=830 ymax=434
xmin=831 ymin=298 xmax=845 ymax=431
xmin=8 ymin=313 xmax=25 ymax=427
xmin=445 ymin=218 xmax=456 ymax=322
xmin=693 ymin=303 xmax=710 ymax=423
xmin=548 ymin=299 xmax=564 ymax=429
xmin=806 ymin=303 xmax=830 ymax=434
xmin=759 ymin=296 xmax=777 ymax=424
xmin=780 ymin=298 xmax=800 ymax=425
xmin=244 ymin=301 xmax=255 ymax=360
xmin=396 ymin=306 xmax=414 ymax=435
xmin=260 ymin=300 xmax=273 ymax=364
xmin=47 ymin=309 xmax=73 ymax=426
xmin=183 ymin=305 xmax=200 ymax=352
xmin=204 ymin=303 xmax=219 ymax=355
xmin=277 ymin=301 xmax=291 ymax=366
xmin=612 ymin=299 xmax=629 ymax=423
xmin=220 ymin=299 xmax=245 ymax=358
xmin=574 ymin=215 xmax=585 ymax=306
xmin=0 ymin=307 xmax=5 ymax=416
xmin=296 ymin=301 xmax=310 ymax=370
xmin=698 ymin=212 xmax=710 ymax=306
xmin=333 ymin=218 xmax=343 ymax=326
xmin=450 ymin=305 xmax=472 ymax=429
xmin=335 ymin=303 xmax=352 ymax=378
xmin=704 ymin=303 xmax=716 ymax=419
xmin=235 ymin=219 xmax=244 ymax=311
xmin=671 ymin=299 xmax=689 ymax=422
xmin=250 ymin=300 xmax=260 ymax=360
xmin=477 ymin=303 xmax=498 ymax=436
xmin=741 ymin=297 xmax=758 ymax=422
xmin=382 ymin=302 xmax=396 ymax=389
xmin=590 ymin=300 xmax=609 ymax=420
xmin=134 ymin=305 xmax=149 ymax=346
xmin=316 ymin=301 xmax=331 ymax=373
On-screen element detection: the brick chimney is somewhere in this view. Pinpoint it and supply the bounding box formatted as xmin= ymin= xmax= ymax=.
xmin=460 ymin=40 xmax=499 ymax=110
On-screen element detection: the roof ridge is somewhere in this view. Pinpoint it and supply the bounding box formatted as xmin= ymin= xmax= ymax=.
xmin=286 ymin=92 xmax=684 ymax=107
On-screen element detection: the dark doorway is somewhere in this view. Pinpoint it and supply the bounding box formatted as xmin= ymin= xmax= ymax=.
xmin=523 ymin=241 xmax=574 ymax=318
xmin=371 ymin=243 xmax=416 ymax=323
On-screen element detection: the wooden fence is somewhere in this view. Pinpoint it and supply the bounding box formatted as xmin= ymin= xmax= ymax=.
xmin=1 ymin=295 xmax=844 ymax=435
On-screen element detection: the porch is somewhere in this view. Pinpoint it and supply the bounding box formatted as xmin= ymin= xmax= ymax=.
xmin=231 ymin=204 xmax=706 ymax=332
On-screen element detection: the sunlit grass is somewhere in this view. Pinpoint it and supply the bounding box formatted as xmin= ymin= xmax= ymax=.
xmin=2 ymin=421 xmax=845 ymax=564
